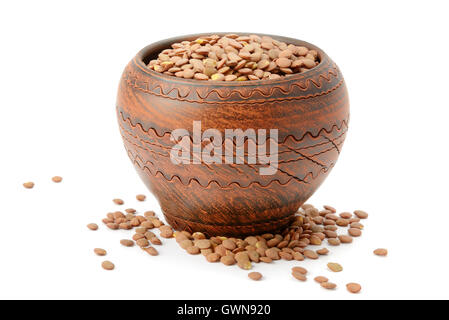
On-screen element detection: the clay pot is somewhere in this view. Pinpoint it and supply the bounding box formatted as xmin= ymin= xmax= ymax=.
xmin=117 ymin=33 xmax=349 ymax=237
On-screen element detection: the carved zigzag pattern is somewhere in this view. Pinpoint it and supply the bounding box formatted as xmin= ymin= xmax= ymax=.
xmin=118 ymin=116 xmax=347 ymax=159
xmin=120 ymin=128 xmax=346 ymax=166
xmin=118 ymin=111 xmax=349 ymax=145
xmin=119 ymin=113 xmax=347 ymax=188
xmin=126 ymin=146 xmax=336 ymax=189
xmin=126 ymin=60 xmax=341 ymax=104
xmin=128 ymin=151 xmax=336 ymax=189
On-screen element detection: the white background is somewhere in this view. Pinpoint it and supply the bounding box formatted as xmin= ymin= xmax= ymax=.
xmin=0 ymin=0 xmax=448 ymax=300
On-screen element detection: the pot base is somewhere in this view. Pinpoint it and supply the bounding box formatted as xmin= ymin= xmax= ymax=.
xmin=163 ymin=210 xmax=297 ymax=238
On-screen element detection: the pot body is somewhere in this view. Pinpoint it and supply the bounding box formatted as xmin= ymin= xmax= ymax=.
xmin=117 ymin=33 xmax=349 ymax=236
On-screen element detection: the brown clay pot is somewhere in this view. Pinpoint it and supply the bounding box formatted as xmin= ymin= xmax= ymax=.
xmin=116 ymin=33 xmax=349 ymax=237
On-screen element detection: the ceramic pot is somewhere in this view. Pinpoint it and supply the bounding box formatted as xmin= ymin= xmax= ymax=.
xmin=117 ymin=33 xmax=349 ymax=236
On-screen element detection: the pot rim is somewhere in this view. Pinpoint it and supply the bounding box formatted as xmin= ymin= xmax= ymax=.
xmin=133 ymin=32 xmax=330 ymax=87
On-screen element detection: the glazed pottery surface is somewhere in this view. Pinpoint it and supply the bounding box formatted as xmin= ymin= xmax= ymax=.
xmin=116 ymin=33 xmax=349 ymax=236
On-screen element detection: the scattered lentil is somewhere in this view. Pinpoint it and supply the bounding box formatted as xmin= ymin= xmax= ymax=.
xmin=373 ymin=248 xmax=388 ymax=256
xmin=314 ymin=276 xmax=329 ymax=283
xmin=87 ymin=223 xmax=98 ymax=231
xmin=94 ymin=248 xmax=107 ymax=256
xmin=52 ymin=176 xmax=63 ymax=183
xmin=346 ymin=282 xmax=362 ymax=294
xmin=101 ymin=261 xmax=115 ymax=271
xmin=248 ymin=272 xmax=263 ymax=281
xmin=23 ymin=182 xmax=34 ymax=189
xmin=320 ymin=282 xmax=337 ymax=290
xmin=113 ymin=199 xmax=124 ymax=205
xmin=120 ymin=239 xmax=134 ymax=247
xmin=327 ymin=262 xmax=343 ymax=272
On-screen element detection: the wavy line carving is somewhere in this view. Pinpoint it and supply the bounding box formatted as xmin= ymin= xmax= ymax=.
xmin=137 ymin=161 xmax=334 ymax=189
xmin=123 ymin=131 xmax=342 ymax=172
xmin=125 ymin=78 xmax=343 ymax=105
xmin=118 ymin=110 xmax=349 ymax=145
xmin=126 ymin=147 xmax=335 ymax=189
xmin=124 ymin=61 xmax=342 ymax=104
xmin=194 ymin=68 xmax=338 ymax=99
xmin=120 ymin=123 xmax=347 ymax=164
xmin=119 ymin=115 xmax=347 ymax=157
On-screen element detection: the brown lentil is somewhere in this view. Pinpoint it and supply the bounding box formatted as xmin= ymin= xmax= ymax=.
xmin=292 ymin=271 xmax=307 ymax=281
xmin=348 ymin=228 xmax=362 ymax=237
xmin=148 ymin=34 xmax=320 ymax=81
xmin=52 ymin=176 xmax=63 ymax=183
xmin=310 ymin=235 xmax=322 ymax=245
xmin=374 ymin=248 xmax=388 ymax=256
xmin=192 ymin=232 xmax=206 ymax=240
xmin=221 ymin=255 xmax=236 ymax=266
xmin=292 ymin=266 xmax=307 ymax=275
xmin=112 ymin=198 xmax=124 ymax=205
xmin=336 ymin=219 xmax=349 ymax=227
xmin=144 ymin=211 xmax=155 ymax=218
xmin=303 ymin=250 xmax=319 ymax=260
xmin=187 ymin=246 xmax=200 ymax=255
xmin=143 ymin=246 xmax=158 ymax=256
xmin=350 ymin=222 xmax=364 ymax=229
xmin=133 ymin=233 xmax=145 ymax=241
xmin=106 ymin=223 xmax=119 ymax=230
xmin=206 ymin=253 xmax=220 ymax=263
xmin=144 ymin=231 xmax=156 ymax=239
xmin=327 ymin=262 xmax=343 ymax=272
xmin=149 ymin=237 xmax=162 ymax=245
xmin=196 ymin=239 xmax=211 ymax=249
xmin=140 ymin=221 xmax=154 ymax=229
xmin=159 ymin=225 xmax=174 ymax=238
xmin=293 ymin=252 xmax=305 ymax=261
xmin=94 ymin=248 xmax=107 ymax=256
xmin=136 ymin=194 xmax=146 ymax=201
xmin=354 ymin=210 xmax=368 ymax=219
xmin=314 ymin=276 xmax=329 ymax=283
xmin=222 ymin=239 xmax=236 ymax=250
xmin=175 ymin=232 xmax=189 ymax=243
xmin=323 ymin=205 xmax=336 ymax=213
xmin=135 ymin=227 xmax=146 ymax=234
xmin=265 ymin=248 xmax=280 ymax=260
xmin=317 ymin=248 xmax=329 ymax=255
xmin=339 ymin=212 xmax=352 ymax=219
xmin=101 ymin=261 xmax=115 ymax=271
xmin=328 ymin=238 xmax=341 ymax=246
xmin=149 ymin=218 xmax=163 ymax=228
xmin=320 ymin=282 xmax=337 ymax=290
xmin=136 ymin=238 xmax=149 ymax=248
xmin=180 ymin=239 xmax=193 ymax=250
xmin=237 ymin=260 xmax=252 ymax=270
xmin=23 ymin=182 xmax=34 ymax=189
xmin=87 ymin=223 xmax=98 ymax=231
xmin=120 ymin=239 xmax=134 ymax=247
xmin=260 ymin=257 xmax=273 ymax=263
xmin=346 ymin=283 xmax=362 ymax=293
xmin=338 ymin=235 xmax=353 ymax=244
xmin=248 ymin=272 xmax=263 ymax=281
xmin=324 ymin=230 xmax=338 ymax=238
xmin=248 ymin=250 xmax=260 ymax=263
